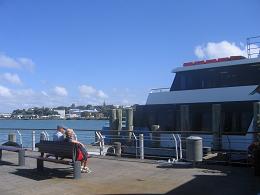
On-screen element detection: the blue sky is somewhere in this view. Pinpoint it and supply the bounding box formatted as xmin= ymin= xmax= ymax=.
xmin=0 ymin=0 xmax=259 ymax=112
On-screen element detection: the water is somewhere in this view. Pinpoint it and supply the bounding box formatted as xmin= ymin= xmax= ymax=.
xmin=0 ymin=119 xmax=107 ymax=148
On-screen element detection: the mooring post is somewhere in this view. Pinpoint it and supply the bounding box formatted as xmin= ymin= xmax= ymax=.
xmin=126 ymin=108 xmax=134 ymax=142
xmin=18 ymin=149 xmax=25 ymax=166
xmin=32 ymin=130 xmax=36 ymax=151
xmin=117 ymin=109 xmax=122 ymax=135
xmin=110 ymin=109 xmax=117 ymax=142
xmin=8 ymin=133 xmax=16 ymax=143
xmin=139 ymin=134 xmax=144 ymax=160
xmin=110 ymin=109 xmax=117 ymax=130
xmin=126 ymin=108 xmax=133 ymax=129
xmin=212 ymin=104 xmax=222 ymax=151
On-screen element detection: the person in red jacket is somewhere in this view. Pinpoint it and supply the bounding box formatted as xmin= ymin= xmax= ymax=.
xmin=65 ymin=129 xmax=91 ymax=173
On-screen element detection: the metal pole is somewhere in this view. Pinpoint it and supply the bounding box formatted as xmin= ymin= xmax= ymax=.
xmin=17 ymin=130 xmax=23 ymax=147
xmin=101 ymin=134 xmax=104 ymax=156
xmin=133 ymin=133 xmax=138 ymax=158
xmin=177 ymin=134 xmax=182 ymax=160
xmin=139 ymin=134 xmax=144 ymax=160
xmin=172 ymin=134 xmax=178 ymax=161
xmin=32 ymin=130 xmax=35 ymax=151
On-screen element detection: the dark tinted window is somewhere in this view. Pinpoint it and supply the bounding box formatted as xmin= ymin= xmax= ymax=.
xmin=171 ymin=63 xmax=260 ymax=91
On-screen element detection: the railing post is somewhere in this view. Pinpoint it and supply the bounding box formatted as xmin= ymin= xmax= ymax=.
xmin=139 ymin=134 xmax=144 ymax=160
xmin=32 ymin=130 xmax=36 ymax=151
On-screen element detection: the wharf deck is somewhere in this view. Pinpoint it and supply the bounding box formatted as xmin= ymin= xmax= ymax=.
xmin=0 ymin=150 xmax=259 ymax=195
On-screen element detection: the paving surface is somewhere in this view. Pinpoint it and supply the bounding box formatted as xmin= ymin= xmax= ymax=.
xmin=0 ymin=150 xmax=260 ymax=195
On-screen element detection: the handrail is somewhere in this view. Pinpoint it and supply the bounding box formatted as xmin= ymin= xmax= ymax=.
xmin=172 ymin=134 xmax=178 ymax=161
xmin=16 ymin=130 xmax=23 ymax=147
xmin=177 ymin=134 xmax=182 ymax=160
xmin=132 ymin=132 xmax=138 ymax=158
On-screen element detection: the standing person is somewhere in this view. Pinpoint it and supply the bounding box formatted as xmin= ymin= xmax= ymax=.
xmin=53 ymin=125 xmax=67 ymax=141
xmin=65 ymin=128 xmax=91 ymax=173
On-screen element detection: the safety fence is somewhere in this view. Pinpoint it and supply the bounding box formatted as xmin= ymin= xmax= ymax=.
xmin=0 ymin=128 xmax=258 ymax=165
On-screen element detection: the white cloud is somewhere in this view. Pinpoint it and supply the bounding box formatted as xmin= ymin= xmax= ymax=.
xmin=194 ymin=41 xmax=248 ymax=59
xmin=0 ymin=53 xmax=35 ymax=71
xmin=97 ymin=90 xmax=108 ymax=98
xmin=0 ymin=85 xmax=12 ymax=97
xmin=79 ymin=85 xmax=96 ymax=97
xmin=41 ymin=91 xmax=49 ymax=97
xmin=79 ymin=85 xmax=108 ymax=99
xmin=0 ymin=73 xmax=22 ymax=85
xmin=53 ymin=86 xmax=68 ymax=97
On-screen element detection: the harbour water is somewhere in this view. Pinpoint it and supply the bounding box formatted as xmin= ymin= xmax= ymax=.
xmin=0 ymin=119 xmax=107 ymax=148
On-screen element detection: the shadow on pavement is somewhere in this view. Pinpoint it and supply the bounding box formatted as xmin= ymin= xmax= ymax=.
xmin=104 ymin=165 xmax=260 ymax=195
xmin=11 ymin=167 xmax=74 ymax=181
xmin=0 ymin=160 xmax=17 ymax=166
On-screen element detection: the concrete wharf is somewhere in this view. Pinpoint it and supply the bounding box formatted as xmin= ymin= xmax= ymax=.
xmin=0 ymin=150 xmax=260 ymax=195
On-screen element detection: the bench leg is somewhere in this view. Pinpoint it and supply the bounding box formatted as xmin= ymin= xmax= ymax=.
xmin=0 ymin=150 xmax=2 ymax=161
xmin=37 ymin=159 xmax=44 ymax=172
xmin=73 ymin=161 xmax=81 ymax=179
xmin=18 ymin=150 xmax=25 ymax=166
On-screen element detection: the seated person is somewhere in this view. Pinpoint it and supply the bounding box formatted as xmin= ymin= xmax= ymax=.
xmin=65 ymin=128 xmax=91 ymax=173
xmin=53 ymin=125 xmax=67 ymax=141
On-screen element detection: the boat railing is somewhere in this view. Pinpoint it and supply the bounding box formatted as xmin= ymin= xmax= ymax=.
xmin=247 ymin=35 xmax=260 ymax=58
xmin=150 ymin=88 xmax=170 ymax=93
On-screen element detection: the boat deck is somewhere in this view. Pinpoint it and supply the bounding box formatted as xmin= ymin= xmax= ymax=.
xmin=0 ymin=150 xmax=259 ymax=195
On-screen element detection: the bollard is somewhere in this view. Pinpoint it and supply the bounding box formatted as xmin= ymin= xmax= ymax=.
xmin=139 ymin=134 xmax=144 ymax=160
xmin=8 ymin=133 xmax=16 ymax=142
xmin=109 ymin=109 xmax=117 ymax=130
xmin=117 ymin=109 xmax=122 ymax=134
xmin=127 ymin=125 xmax=134 ymax=142
xmin=32 ymin=130 xmax=36 ymax=151
xmin=73 ymin=161 xmax=82 ymax=179
xmin=114 ymin=142 xmax=121 ymax=157
xmin=126 ymin=108 xmax=133 ymax=129
xmin=18 ymin=150 xmax=25 ymax=166
xmin=110 ymin=109 xmax=117 ymax=142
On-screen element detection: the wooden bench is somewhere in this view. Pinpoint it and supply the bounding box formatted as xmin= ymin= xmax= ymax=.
xmin=34 ymin=140 xmax=82 ymax=179
xmin=0 ymin=145 xmax=25 ymax=166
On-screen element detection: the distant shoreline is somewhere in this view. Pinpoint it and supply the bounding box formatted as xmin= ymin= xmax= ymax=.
xmin=0 ymin=118 xmax=109 ymax=121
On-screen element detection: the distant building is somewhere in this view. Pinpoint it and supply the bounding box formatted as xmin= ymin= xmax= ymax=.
xmin=54 ymin=109 xmax=66 ymax=119
xmin=0 ymin=113 xmax=11 ymax=119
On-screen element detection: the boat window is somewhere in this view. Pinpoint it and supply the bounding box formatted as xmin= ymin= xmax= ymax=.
xmin=134 ymin=102 xmax=252 ymax=134
xmin=170 ymin=63 xmax=260 ymax=91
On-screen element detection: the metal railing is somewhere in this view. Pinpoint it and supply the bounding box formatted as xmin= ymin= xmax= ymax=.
xmin=247 ymin=35 xmax=260 ymax=58
xmin=0 ymin=128 xmax=258 ymax=165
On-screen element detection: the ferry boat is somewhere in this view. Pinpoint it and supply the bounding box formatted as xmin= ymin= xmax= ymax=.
xmin=133 ymin=37 xmax=260 ymax=151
